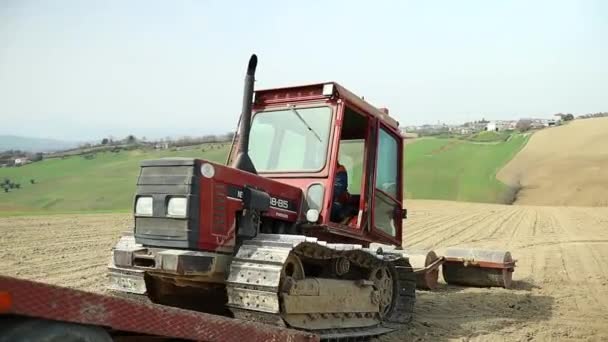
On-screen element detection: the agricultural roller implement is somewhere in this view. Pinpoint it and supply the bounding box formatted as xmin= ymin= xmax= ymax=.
xmin=375 ymin=247 xmax=517 ymax=290
xmin=442 ymin=248 xmax=516 ymax=288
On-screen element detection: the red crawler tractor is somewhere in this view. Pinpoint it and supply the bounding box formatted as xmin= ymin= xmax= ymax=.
xmin=107 ymin=55 xmax=516 ymax=340
xmin=0 ymin=54 xmax=515 ymax=341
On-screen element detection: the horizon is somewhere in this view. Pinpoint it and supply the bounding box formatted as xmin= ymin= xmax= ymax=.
xmin=1 ymin=111 xmax=595 ymax=143
xmin=1 ymin=0 xmax=607 ymax=140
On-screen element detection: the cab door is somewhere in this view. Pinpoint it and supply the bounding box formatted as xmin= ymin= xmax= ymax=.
xmin=370 ymin=124 xmax=403 ymax=245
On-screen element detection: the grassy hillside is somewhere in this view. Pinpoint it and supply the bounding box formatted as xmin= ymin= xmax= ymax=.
xmin=0 ymin=134 xmax=530 ymax=215
xmin=0 ymin=145 xmax=229 ymax=215
xmin=467 ymin=130 xmax=512 ymax=142
xmin=404 ymin=134 xmax=529 ymax=203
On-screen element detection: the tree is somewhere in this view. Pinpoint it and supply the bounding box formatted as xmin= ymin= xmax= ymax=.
xmin=31 ymin=153 xmax=43 ymax=162
xmin=224 ymin=132 xmax=235 ymax=141
xmin=126 ymin=135 xmax=136 ymax=144
xmin=563 ymin=114 xmax=574 ymax=121
xmin=101 ymin=138 xmax=109 ymax=145
xmin=516 ymin=119 xmax=532 ymax=132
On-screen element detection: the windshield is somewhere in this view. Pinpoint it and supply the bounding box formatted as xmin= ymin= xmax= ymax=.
xmin=249 ymin=106 xmax=332 ymax=172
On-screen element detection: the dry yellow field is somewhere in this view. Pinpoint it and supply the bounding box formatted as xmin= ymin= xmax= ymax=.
xmin=1 ymin=200 xmax=607 ymax=341
xmin=498 ymin=117 xmax=608 ymax=207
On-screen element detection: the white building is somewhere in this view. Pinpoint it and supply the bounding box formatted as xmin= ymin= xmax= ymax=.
xmin=13 ymin=158 xmax=28 ymax=166
xmin=486 ymin=120 xmax=517 ymax=132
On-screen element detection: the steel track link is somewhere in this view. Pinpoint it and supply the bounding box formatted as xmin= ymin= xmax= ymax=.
xmin=226 ymin=234 xmax=416 ymax=341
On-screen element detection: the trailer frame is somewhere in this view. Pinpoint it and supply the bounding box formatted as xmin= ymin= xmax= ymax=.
xmin=0 ymin=275 xmax=318 ymax=342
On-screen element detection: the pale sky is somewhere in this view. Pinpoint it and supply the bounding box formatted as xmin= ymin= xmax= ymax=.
xmin=1 ymin=0 xmax=607 ymax=140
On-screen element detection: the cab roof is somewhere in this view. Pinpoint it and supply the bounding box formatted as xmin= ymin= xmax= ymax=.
xmin=254 ymin=82 xmax=400 ymax=130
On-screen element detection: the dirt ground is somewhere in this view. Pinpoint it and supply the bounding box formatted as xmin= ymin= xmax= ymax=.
xmin=1 ymin=200 xmax=607 ymax=341
xmin=498 ymin=117 xmax=608 ymax=207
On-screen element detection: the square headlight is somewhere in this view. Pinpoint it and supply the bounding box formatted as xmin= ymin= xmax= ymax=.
xmin=135 ymin=196 xmax=153 ymax=216
xmin=167 ymin=197 xmax=188 ymax=217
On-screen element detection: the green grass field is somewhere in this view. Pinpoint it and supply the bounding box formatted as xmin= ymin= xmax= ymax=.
xmin=0 ymin=134 xmax=529 ymax=215
xmin=0 ymin=145 xmax=229 ymax=216
xmin=467 ymin=130 xmax=513 ymax=142
xmin=404 ymin=133 xmax=529 ymax=203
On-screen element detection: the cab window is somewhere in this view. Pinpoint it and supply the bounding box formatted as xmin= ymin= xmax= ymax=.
xmin=374 ymin=128 xmax=400 ymax=236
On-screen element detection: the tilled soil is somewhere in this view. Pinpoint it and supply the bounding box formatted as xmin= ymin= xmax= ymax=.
xmin=1 ymin=201 xmax=608 ymax=341
xmin=0 ymin=214 xmax=131 ymax=294
xmin=497 ymin=117 xmax=608 ymax=207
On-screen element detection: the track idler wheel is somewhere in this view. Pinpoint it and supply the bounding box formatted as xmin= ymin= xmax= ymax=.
xmin=369 ymin=266 xmax=395 ymax=318
xmin=442 ymin=248 xmax=516 ymax=288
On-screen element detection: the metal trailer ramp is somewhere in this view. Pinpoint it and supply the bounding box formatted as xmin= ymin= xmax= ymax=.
xmin=0 ymin=275 xmax=317 ymax=342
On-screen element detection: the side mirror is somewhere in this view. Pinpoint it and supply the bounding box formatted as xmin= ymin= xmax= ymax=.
xmin=394 ymin=207 xmax=407 ymax=220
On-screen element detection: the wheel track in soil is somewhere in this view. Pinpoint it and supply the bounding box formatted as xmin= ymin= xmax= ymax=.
xmin=406 ymin=211 xmax=498 ymax=248
xmin=404 ymin=211 xmax=469 ymax=242
xmin=410 ymin=207 xmax=516 ymax=249
xmin=553 ymin=209 xmax=608 ymax=313
xmin=2 ymin=203 xmax=608 ymax=341
xmin=381 ymin=200 xmax=608 ymax=341
xmin=436 ymin=207 xmax=517 ymax=247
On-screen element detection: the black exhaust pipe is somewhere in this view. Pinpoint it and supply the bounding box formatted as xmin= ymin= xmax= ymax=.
xmin=232 ymin=54 xmax=258 ymax=174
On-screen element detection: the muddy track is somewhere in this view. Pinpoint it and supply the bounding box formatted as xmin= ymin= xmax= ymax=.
xmin=1 ymin=202 xmax=607 ymax=341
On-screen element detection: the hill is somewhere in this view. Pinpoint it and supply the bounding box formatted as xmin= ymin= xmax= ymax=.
xmin=0 ymin=144 xmax=229 ymax=215
xmin=497 ymin=117 xmax=608 ymax=206
xmin=0 ymin=134 xmax=530 ymax=215
xmin=0 ymin=135 xmax=80 ymax=152
xmin=405 ymin=134 xmax=529 ymax=203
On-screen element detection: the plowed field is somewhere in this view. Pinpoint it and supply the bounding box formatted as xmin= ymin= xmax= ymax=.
xmin=498 ymin=117 xmax=608 ymax=207
xmin=1 ymin=200 xmax=608 ymax=341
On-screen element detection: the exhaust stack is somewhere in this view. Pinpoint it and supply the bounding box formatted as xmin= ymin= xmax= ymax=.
xmin=232 ymin=54 xmax=258 ymax=174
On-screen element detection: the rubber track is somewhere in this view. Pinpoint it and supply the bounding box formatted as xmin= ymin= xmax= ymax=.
xmin=226 ymin=234 xmax=416 ymax=341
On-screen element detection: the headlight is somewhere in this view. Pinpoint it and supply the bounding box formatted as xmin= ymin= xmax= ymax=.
xmin=322 ymin=83 xmax=334 ymax=96
xmin=306 ymin=183 xmax=324 ymax=210
xmin=167 ymin=197 xmax=188 ymax=217
xmin=306 ymin=209 xmax=319 ymax=223
xmin=135 ymin=196 xmax=153 ymax=216
xmin=200 ymin=163 xmax=215 ymax=178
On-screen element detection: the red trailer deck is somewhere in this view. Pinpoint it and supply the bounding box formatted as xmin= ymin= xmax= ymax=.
xmin=0 ymin=275 xmax=318 ymax=342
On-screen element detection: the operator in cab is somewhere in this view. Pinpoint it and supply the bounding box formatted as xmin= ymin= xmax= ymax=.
xmin=331 ymin=162 xmax=353 ymax=223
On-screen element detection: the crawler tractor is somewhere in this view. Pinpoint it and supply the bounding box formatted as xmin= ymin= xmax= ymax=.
xmin=108 ymin=55 xmax=516 ymax=340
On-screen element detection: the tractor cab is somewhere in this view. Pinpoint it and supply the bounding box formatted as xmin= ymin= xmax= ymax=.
xmin=229 ymin=82 xmax=405 ymax=246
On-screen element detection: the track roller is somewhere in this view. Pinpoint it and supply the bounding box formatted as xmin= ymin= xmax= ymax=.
xmin=442 ymin=248 xmax=516 ymax=288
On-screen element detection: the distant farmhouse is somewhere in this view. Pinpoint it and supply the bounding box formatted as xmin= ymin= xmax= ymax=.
xmin=0 ymin=156 xmax=30 ymax=167
xmin=13 ymin=157 xmax=29 ymax=166
xmin=519 ymin=118 xmax=558 ymax=129
xmin=485 ymin=120 xmax=517 ymax=132
xmin=401 ymin=115 xmax=561 ymax=137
